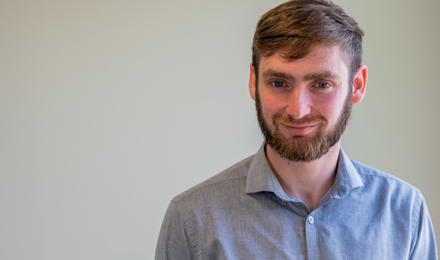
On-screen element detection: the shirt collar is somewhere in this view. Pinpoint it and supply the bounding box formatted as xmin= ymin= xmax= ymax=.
xmin=245 ymin=144 xmax=287 ymax=198
xmin=330 ymin=147 xmax=364 ymax=198
xmin=245 ymin=144 xmax=364 ymax=200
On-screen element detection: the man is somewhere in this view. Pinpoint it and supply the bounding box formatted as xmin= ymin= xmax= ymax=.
xmin=155 ymin=0 xmax=438 ymax=259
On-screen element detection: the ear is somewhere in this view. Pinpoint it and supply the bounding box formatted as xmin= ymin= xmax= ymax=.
xmin=351 ymin=64 xmax=367 ymax=104
xmin=249 ymin=63 xmax=257 ymax=101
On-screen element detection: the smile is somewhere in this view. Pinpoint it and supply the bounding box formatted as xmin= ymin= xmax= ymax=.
xmin=281 ymin=123 xmax=318 ymax=135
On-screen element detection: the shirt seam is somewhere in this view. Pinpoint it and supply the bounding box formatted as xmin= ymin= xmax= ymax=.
xmin=173 ymin=174 xmax=248 ymax=203
xmin=171 ymin=200 xmax=200 ymax=259
xmin=409 ymin=190 xmax=423 ymax=258
xmin=359 ymin=170 xmax=414 ymax=187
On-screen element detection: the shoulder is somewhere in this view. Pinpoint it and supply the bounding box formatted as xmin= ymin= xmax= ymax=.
xmin=350 ymin=159 xmax=425 ymax=208
xmin=348 ymin=160 xmax=437 ymax=257
xmin=171 ymin=154 xmax=254 ymax=207
xmin=352 ymin=159 xmax=418 ymax=189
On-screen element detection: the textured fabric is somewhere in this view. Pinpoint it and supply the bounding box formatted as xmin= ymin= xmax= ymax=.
xmin=155 ymin=145 xmax=438 ymax=260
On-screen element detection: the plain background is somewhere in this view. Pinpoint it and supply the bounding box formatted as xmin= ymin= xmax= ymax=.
xmin=1 ymin=0 xmax=439 ymax=259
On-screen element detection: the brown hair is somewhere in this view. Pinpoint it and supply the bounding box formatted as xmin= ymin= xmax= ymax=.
xmin=252 ymin=0 xmax=364 ymax=81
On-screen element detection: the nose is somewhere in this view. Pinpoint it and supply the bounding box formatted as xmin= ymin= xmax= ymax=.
xmin=285 ymin=87 xmax=312 ymax=119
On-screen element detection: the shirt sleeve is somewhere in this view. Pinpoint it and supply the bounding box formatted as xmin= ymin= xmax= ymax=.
xmin=409 ymin=194 xmax=438 ymax=260
xmin=155 ymin=200 xmax=194 ymax=260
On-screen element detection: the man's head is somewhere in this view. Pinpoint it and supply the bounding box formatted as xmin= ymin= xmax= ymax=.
xmin=252 ymin=0 xmax=364 ymax=82
xmin=249 ymin=0 xmax=367 ymax=161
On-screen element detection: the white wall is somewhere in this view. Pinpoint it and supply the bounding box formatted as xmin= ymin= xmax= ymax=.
xmin=1 ymin=0 xmax=438 ymax=259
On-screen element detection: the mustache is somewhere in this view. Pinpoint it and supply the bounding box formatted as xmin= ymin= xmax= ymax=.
xmin=273 ymin=114 xmax=326 ymax=125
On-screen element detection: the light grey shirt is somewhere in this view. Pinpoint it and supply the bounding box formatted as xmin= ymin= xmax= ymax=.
xmin=155 ymin=145 xmax=437 ymax=259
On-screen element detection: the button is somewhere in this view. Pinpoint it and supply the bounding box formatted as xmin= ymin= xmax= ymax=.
xmin=307 ymin=216 xmax=314 ymax=224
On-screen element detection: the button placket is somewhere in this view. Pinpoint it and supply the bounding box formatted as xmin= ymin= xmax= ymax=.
xmin=305 ymin=214 xmax=317 ymax=260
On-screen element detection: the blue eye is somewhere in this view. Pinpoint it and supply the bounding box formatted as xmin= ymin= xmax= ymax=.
xmin=272 ymin=81 xmax=285 ymax=88
xmin=315 ymin=82 xmax=331 ymax=89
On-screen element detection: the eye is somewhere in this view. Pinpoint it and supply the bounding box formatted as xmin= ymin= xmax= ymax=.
xmin=314 ymin=82 xmax=331 ymax=89
xmin=271 ymin=80 xmax=285 ymax=88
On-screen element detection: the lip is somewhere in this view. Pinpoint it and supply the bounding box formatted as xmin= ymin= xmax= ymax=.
xmin=281 ymin=123 xmax=318 ymax=135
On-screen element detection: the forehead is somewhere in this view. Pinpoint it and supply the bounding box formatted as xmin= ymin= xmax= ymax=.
xmin=259 ymin=44 xmax=351 ymax=79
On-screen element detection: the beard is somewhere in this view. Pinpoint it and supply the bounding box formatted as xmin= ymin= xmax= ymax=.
xmin=255 ymin=87 xmax=352 ymax=162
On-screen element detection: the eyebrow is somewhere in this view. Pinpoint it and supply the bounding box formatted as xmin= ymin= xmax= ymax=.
xmin=262 ymin=69 xmax=338 ymax=82
xmin=303 ymin=71 xmax=338 ymax=81
xmin=262 ymin=70 xmax=294 ymax=82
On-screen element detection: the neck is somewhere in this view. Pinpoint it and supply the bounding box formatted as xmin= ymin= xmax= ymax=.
xmin=265 ymin=142 xmax=341 ymax=211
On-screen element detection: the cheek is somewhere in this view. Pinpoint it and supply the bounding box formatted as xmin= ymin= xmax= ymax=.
xmin=258 ymin=87 xmax=287 ymax=111
xmin=316 ymin=94 xmax=347 ymax=125
xmin=259 ymin=93 xmax=286 ymax=121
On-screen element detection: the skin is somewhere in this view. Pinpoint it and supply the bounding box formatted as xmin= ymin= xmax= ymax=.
xmin=249 ymin=44 xmax=367 ymax=211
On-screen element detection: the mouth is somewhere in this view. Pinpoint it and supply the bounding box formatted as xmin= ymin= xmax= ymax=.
xmin=281 ymin=123 xmax=319 ymax=135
